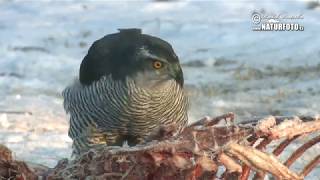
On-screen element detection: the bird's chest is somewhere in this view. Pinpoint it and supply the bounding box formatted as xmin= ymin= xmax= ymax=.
xmin=115 ymin=90 xmax=174 ymax=125
xmin=76 ymin=79 xmax=186 ymax=139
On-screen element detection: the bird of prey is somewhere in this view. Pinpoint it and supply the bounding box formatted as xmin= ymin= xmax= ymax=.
xmin=63 ymin=29 xmax=188 ymax=155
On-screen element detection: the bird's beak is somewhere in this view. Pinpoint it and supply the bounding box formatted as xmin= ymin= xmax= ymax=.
xmin=171 ymin=64 xmax=184 ymax=87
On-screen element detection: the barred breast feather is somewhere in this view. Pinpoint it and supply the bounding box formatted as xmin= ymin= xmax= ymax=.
xmin=63 ymin=75 xmax=188 ymax=155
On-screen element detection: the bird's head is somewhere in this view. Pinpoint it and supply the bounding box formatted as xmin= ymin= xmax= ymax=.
xmin=79 ymin=29 xmax=184 ymax=90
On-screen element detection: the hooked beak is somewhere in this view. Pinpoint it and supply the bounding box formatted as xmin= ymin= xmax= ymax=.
xmin=170 ymin=63 xmax=184 ymax=87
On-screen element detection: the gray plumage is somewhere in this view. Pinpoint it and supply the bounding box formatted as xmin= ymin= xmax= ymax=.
xmin=63 ymin=29 xmax=188 ymax=155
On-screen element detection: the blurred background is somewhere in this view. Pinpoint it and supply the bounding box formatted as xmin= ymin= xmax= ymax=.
xmin=0 ymin=0 xmax=319 ymax=173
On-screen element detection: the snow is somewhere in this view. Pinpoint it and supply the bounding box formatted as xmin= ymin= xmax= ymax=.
xmin=0 ymin=0 xmax=319 ymax=178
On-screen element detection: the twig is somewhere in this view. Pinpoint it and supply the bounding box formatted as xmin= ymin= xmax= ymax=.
xmin=0 ymin=111 xmax=32 ymax=115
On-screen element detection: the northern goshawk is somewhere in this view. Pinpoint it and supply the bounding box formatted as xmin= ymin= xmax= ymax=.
xmin=63 ymin=29 xmax=188 ymax=155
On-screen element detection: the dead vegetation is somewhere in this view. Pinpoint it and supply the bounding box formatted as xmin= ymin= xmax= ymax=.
xmin=1 ymin=113 xmax=320 ymax=180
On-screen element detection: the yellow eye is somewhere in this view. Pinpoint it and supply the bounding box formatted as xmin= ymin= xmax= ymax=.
xmin=153 ymin=60 xmax=163 ymax=69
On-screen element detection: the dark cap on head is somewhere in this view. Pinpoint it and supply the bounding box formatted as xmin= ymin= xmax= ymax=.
xmin=79 ymin=28 xmax=182 ymax=86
